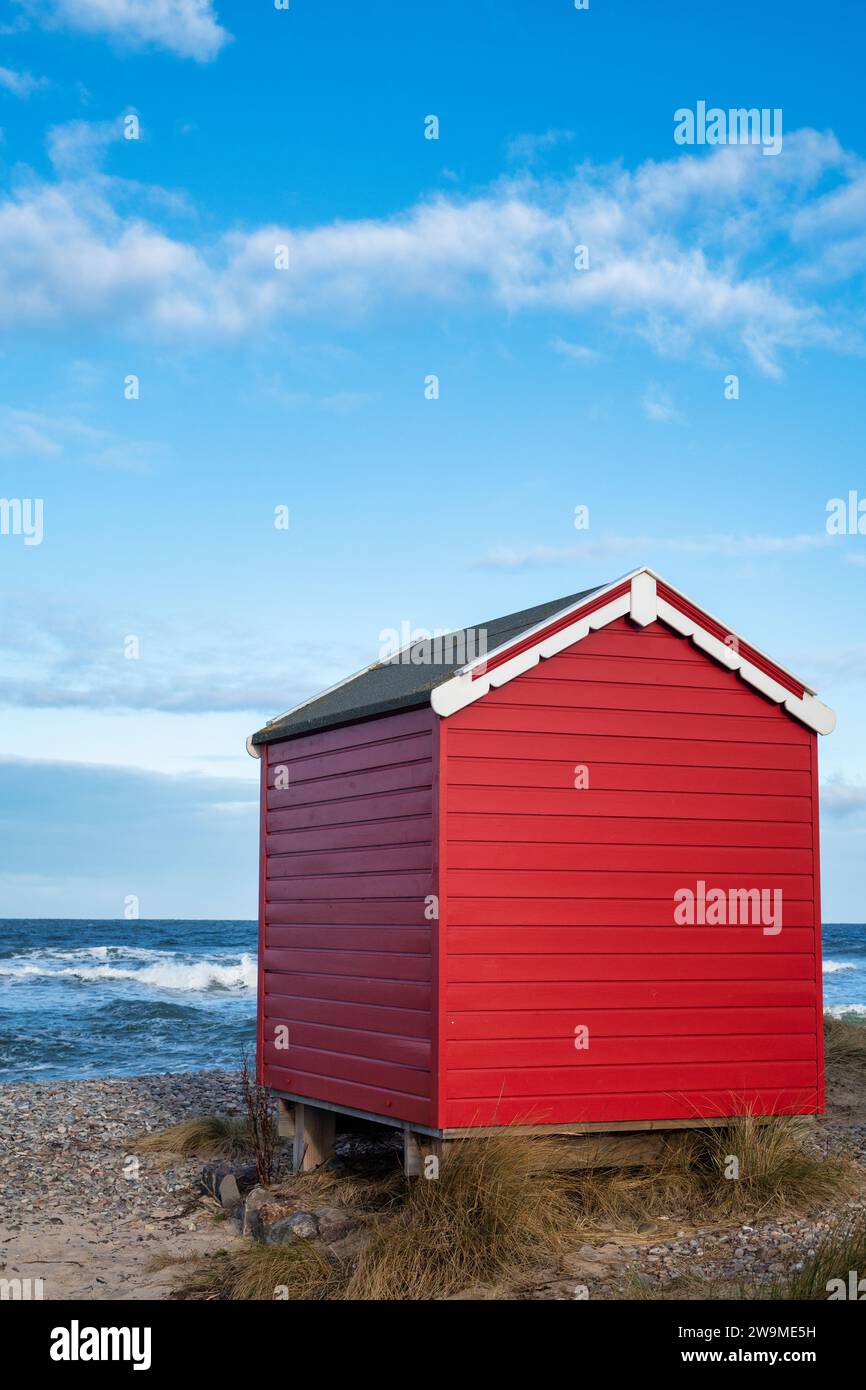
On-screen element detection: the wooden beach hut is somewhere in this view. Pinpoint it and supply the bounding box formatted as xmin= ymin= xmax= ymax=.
xmin=247 ymin=567 xmax=834 ymax=1170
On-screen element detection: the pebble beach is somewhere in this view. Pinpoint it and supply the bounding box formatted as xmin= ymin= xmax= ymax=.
xmin=1 ymin=1061 xmax=864 ymax=1301
xmin=0 ymin=1071 xmax=246 ymax=1300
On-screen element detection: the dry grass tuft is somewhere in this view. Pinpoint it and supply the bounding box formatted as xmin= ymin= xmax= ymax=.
xmin=571 ymin=1135 xmax=704 ymax=1230
xmin=137 ymin=1114 xmax=251 ymax=1161
xmin=175 ymin=1243 xmax=349 ymax=1301
xmin=266 ymin=1165 xmax=401 ymax=1213
xmin=570 ymin=1115 xmax=856 ymax=1231
xmin=345 ymin=1132 xmax=578 ymax=1301
xmin=696 ymin=1113 xmax=857 ymax=1219
xmin=824 ymin=1013 xmax=866 ymax=1065
xmin=168 ymin=1109 xmax=859 ymax=1301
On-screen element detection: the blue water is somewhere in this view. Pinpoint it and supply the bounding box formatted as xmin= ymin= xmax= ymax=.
xmin=0 ymin=919 xmax=257 ymax=1082
xmin=821 ymin=923 xmax=866 ymax=1018
xmin=0 ymin=920 xmax=863 ymax=1083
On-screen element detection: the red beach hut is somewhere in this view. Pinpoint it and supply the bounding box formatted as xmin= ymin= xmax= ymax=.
xmin=247 ymin=568 xmax=834 ymax=1166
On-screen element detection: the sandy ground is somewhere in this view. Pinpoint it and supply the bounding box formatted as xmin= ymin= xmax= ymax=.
xmin=2 ymin=1218 xmax=242 ymax=1301
xmin=0 ymin=1071 xmax=245 ymax=1300
xmin=1 ymin=1058 xmax=864 ymax=1301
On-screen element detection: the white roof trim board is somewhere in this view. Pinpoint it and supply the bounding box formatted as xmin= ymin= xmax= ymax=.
xmin=430 ymin=567 xmax=836 ymax=736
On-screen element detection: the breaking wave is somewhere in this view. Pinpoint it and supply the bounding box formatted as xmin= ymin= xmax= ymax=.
xmin=0 ymin=951 xmax=256 ymax=993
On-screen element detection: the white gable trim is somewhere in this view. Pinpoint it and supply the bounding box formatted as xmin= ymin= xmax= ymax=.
xmin=430 ymin=568 xmax=836 ymax=736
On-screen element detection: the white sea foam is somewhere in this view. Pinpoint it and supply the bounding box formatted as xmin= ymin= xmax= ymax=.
xmin=823 ymin=959 xmax=858 ymax=974
xmin=41 ymin=945 xmax=165 ymax=963
xmin=0 ymin=952 xmax=256 ymax=993
xmin=826 ymin=1002 xmax=866 ymax=1017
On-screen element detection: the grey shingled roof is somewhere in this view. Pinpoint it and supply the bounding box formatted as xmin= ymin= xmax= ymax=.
xmin=250 ymin=585 xmax=602 ymax=746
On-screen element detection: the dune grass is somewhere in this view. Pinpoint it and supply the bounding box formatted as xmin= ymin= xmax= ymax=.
xmin=179 ymin=1242 xmax=349 ymax=1301
xmin=570 ymin=1114 xmax=856 ymax=1231
xmin=695 ymin=1113 xmax=857 ymax=1219
xmin=344 ymin=1132 xmax=578 ymax=1300
xmin=137 ymin=1113 xmax=252 ymax=1161
xmin=180 ymin=1131 xmax=578 ymax=1301
xmin=264 ymin=1164 xmax=401 ymax=1213
xmin=172 ymin=1110 xmax=859 ymax=1301
xmin=824 ymin=1012 xmax=866 ymax=1065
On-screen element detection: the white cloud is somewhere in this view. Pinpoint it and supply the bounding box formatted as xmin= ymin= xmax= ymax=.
xmin=476 ymin=533 xmax=833 ymax=570
xmin=507 ymin=129 xmax=575 ymax=164
xmin=642 ymin=385 xmax=684 ymax=423
xmin=0 ymin=127 xmax=862 ymax=371
xmin=0 ymin=406 xmax=160 ymax=471
xmin=15 ymin=0 xmax=230 ymax=63
xmin=46 ymin=115 xmax=122 ymax=174
xmin=551 ymin=335 xmax=601 ymax=362
xmin=0 ymin=591 xmax=363 ymax=716
xmin=800 ymin=643 xmax=866 ymax=686
xmin=822 ymin=777 xmax=866 ymax=818
xmin=0 ymin=65 xmax=48 ymax=97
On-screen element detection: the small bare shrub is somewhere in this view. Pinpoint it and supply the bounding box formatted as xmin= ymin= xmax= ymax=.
xmin=240 ymin=1050 xmax=279 ymax=1186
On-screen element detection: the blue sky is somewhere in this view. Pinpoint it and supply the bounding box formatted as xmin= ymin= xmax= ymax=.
xmin=1 ymin=0 xmax=865 ymax=919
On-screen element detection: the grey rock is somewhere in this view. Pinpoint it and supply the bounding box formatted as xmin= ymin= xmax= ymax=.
xmin=242 ymin=1185 xmax=271 ymax=1240
xmin=266 ymin=1211 xmax=318 ymax=1245
xmin=200 ymin=1161 xmax=258 ymax=1202
xmin=325 ymin=1227 xmax=369 ymax=1263
xmin=314 ymin=1205 xmax=358 ymax=1244
xmin=218 ymin=1174 xmax=241 ymax=1211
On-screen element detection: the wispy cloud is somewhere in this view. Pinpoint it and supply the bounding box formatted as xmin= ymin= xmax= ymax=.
xmin=47 ymin=115 xmax=123 ymax=175
xmin=0 ymin=593 xmax=363 ymax=715
xmin=642 ymin=384 xmax=684 ymax=423
xmin=0 ymin=64 xmax=48 ymax=97
xmin=802 ymin=643 xmax=866 ymax=685
xmin=0 ymin=407 xmax=161 ymax=472
xmin=551 ymin=335 xmax=602 ymax=362
xmin=821 ymin=776 xmax=866 ymax=818
xmin=476 ymin=532 xmax=834 ymax=570
xmin=14 ymin=0 xmax=231 ymax=63
xmin=506 ymin=128 xmax=575 ymax=164
xmin=0 ymin=757 xmax=257 ymax=917
xmin=0 ymin=128 xmax=863 ymax=373
xmin=257 ymin=384 xmax=375 ymax=414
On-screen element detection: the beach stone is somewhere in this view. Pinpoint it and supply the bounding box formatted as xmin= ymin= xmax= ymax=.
xmin=325 ymin=1226 xmax=370 ymax=1263
xmin=314 ymin=1206 xmax=358 ymax=1244
xmin=242 ymin=1186 xmax=271 ymax=1240
xmin=266 ymin=1211 xmax=318 ymax=1244
xmin=200 ymin=1161 xmax=257 ymax=1201
xmin=218 ymin=1174 xmax=241 ymax=1211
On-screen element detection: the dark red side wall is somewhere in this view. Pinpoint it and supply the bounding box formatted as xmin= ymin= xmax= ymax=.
xmin=439 ymin=615 xmax=823 ymax=1129
xmin=258 ymin=706 xmax=436 ymax=1126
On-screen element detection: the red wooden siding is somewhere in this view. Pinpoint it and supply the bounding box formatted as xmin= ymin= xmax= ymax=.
xmin=258 ymin=706 xmax=436 ymax=1126
xmin=439 ymin=616 xmax=823 ymax=1129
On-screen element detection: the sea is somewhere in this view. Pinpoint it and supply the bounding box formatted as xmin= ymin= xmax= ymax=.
xmin=0 ymin=919 xmax=864 ymax=1084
